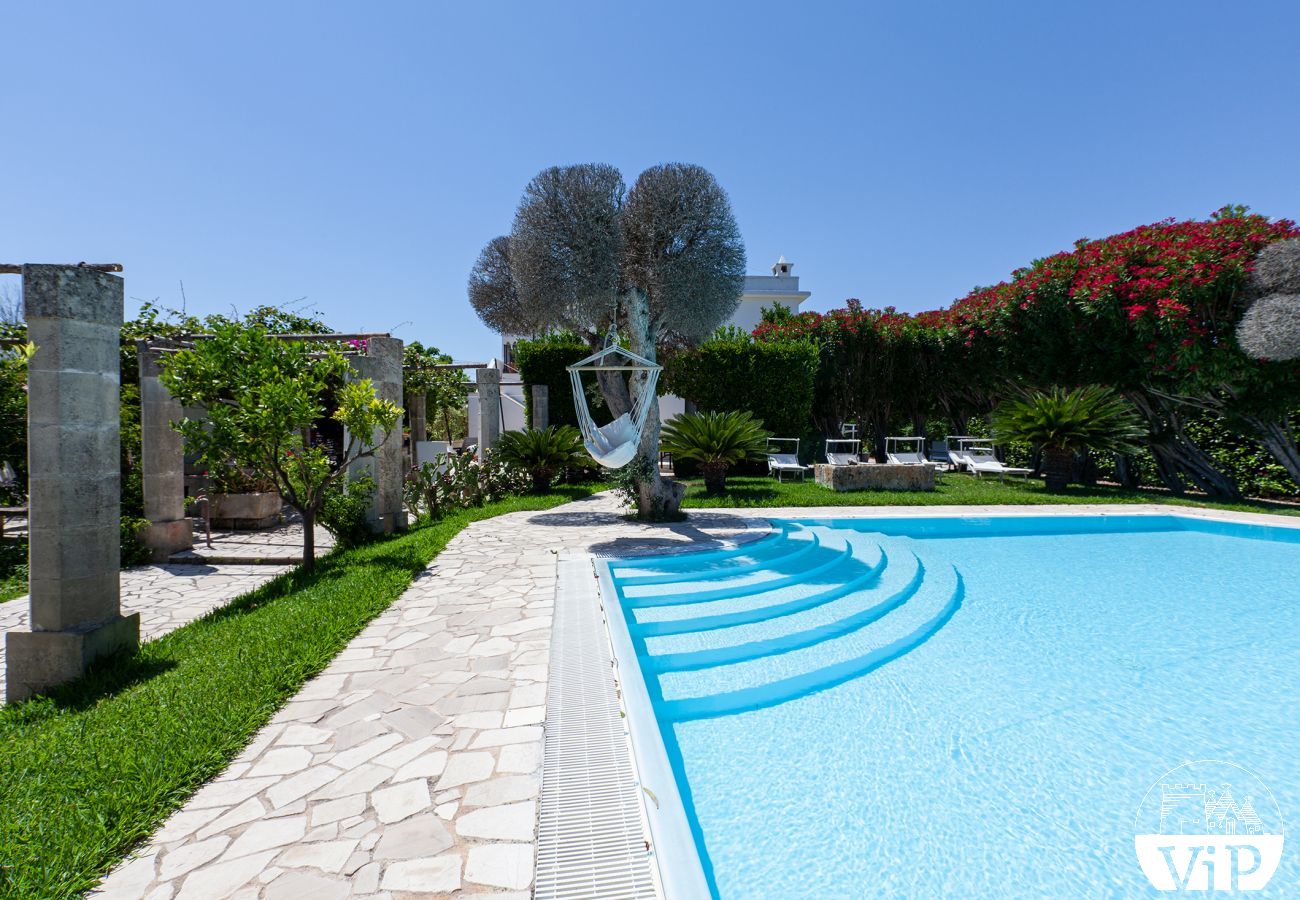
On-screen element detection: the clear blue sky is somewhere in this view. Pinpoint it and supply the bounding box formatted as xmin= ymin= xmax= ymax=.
xmin=5 ymin=1 xmax=1298 ymax=360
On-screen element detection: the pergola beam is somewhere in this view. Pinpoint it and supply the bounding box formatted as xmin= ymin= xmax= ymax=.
xmin=0 ymin=263 xmax=123 ymax=275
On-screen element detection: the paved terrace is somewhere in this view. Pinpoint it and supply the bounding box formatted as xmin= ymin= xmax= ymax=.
xmin=92 ymin=494 xmax=1297 ymax=898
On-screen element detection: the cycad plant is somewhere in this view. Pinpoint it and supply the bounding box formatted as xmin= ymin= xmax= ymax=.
xmin=660 ymin=409 xmax=771 ymax=494
xmin=495 ymin=425 xmax=588 ymax=493
xmin=991 ymin=385 xmax=1147 ymax=492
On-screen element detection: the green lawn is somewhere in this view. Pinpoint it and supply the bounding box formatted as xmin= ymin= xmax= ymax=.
xmin=0 ymin=487 xmax=594 ymax=900
xmin=0 ymin=538 xmax=25 ymax=603
xmin=679 ymin=473 xmax=1300 ymax=517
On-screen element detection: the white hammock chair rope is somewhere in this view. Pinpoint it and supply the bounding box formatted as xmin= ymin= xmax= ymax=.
xmin=566 ymin=341 xmax=661 ymax=469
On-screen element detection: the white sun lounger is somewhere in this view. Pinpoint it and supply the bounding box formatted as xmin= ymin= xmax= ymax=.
xmin=768 ymin=452 xmax=811 ymax=482
xmin=965 ymin=447 xmax=1033 ymax=482
xmin=824 ymin=438 xmax=861 ymax=467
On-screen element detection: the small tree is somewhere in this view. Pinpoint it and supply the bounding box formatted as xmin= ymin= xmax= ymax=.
xmin=469 ymin=162 xmax=746 ymax=518
xmin=161 ymin=326 xmax=402 ymax=569
xmin=403 ymin=341 xmax=468 ymax=443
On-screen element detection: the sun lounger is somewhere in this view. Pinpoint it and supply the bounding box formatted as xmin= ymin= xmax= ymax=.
xmin=768 ymin=452 xmax=811 ymax=482
xmin=824 ymin=439 xmax=861 ymax=467
xmin=965 ymin=447 xmax=1033 ymax=482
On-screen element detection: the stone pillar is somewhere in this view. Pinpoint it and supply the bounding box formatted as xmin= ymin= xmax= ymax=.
xmin=137 ymin=344 xmax=192 ymax=561
xmin=408 ymin=392 xmax=427 ymax=467
xmin=348 ymin=337 xmax=406 ymax=533
xmin=6 ymin=265 xmax=138 ymax=703
xmin=531 ymin=384 xmax=548 ymax=431
xmin=476 ymin=367 xmax=501 ymax=454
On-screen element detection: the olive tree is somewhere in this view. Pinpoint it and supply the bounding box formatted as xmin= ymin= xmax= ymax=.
xmin=468 ymin=162 xmax=746 ymax=518
xmin=1237 ymin=238 xmax=1300 ymax=361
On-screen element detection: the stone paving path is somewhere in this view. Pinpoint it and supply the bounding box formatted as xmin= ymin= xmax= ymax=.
xmin=96 ymin=491 xmax=754 ymax=899
xmin=0 ymin=563 xmax=290 ymax=688
xmin=173 ymin=517 xmax=335 ymax=565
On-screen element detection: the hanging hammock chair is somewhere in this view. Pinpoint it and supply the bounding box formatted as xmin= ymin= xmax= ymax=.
xmin=566 ymin=342 xmax=661 ymax=469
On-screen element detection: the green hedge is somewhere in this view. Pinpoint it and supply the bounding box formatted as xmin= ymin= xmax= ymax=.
xmin=514 ymin=333 xmax=609 ymax=429
xmin=662 ymin=328 xmax=819 ymax=437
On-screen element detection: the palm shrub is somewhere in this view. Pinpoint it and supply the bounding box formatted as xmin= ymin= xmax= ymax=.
xmin=991 ymin=385 xmax=1146 ymax=491
xmin=661 ymin=410 xmax=771 ymax=495
xmin=495 ymin=426 xmax=588 ymax=493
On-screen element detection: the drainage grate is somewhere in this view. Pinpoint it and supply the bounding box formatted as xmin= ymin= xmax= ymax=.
xmin=536 ymin=558 xmax=658 ymax=900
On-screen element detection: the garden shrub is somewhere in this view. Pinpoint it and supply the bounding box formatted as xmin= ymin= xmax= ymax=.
xmin=319 ymin=477 xmax=376 ymax=549
xmin=402 ymin=451 xmax=530 ymax=521
xmin=514 ymin=331 xmax=609 ymax=429
xmin=662 ymin=326 xmax=818 ymax=437
xmin=119 ymin=515 xmax=151 ymax=567
xmin=495 ymin=426 xmax=588 ymax=493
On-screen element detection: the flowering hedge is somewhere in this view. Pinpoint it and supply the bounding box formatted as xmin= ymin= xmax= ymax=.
xmin=754 ymin=207 xmax=1300 ymax=494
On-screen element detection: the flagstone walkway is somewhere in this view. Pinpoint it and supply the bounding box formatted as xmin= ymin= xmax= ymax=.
xmin=95 ymin=491 xmax=756 ymax=899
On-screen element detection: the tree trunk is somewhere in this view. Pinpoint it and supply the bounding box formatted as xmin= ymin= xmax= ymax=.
xmin=596 ymin=370 xmax=633 ymax=419
xmin=1114 ymin=454 xmax=1141 ymax=489
xmin=302 ymin=506 xmax=316 ymax=571
xmin=623 ymin=291 xmax=683 ymax=520
xmin=701 ymin=462 xmax=728 ymax=495
xmin=1042 ymin=447 xmax=1074 ymax=492
xmin=1128 ymin=392 xmax=1241 ymax=499
xmin=872 ymin=422 xmax=888 ymax=464
xmin=531 ymin=468 xmax=553 ymax=494
xmin=1241 ymin=413 xmax=1300 ymax=486
xmin=582 ymin=332 xmax=633 ymax=419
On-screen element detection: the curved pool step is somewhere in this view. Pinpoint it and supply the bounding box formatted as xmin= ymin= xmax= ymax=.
xmin=609 ymin=523 xmax=791 ymax=574
xmin=616 ymin=528 xmax=821 ymax=586
xmin=655 ymin=564 xmax=964 ymax=720
xmin=630 ymin=544 xmax=887 ymax=637
xmin=620 ymin=539 xmax=853 ymax=609
xmin=644 ymin=552 xmax=924 ymax=672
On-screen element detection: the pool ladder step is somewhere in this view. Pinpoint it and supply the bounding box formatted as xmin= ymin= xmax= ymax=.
xmin=644 ymin=552 xmax=924 ymax=673
xmin=609 ymin=524 xmax=794 ymax=574
xmin=630 ymin=545 xmax=888 ymax=637
xmin=656 ymin=568 xmax=964 ymax=721
xmin=616 ymin=529 xmax=820 ymax=586
xmin=621 ymin=538 xmax=851 ymax=609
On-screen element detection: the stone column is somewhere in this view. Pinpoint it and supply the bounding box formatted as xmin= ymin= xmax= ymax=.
xmin=137 ymin=343 xmax=192 ymax=561
xmin=6 ymin=265 xmax=139 ymax=703
xmin=348 ymin=337 xmax=406 ymax=533
xmin=476 ymin=367 xmax=501 ymax=454
xmin=408 ymin=392 xmax=427 ymax=467
xmin=531 ymin=384 xmax=548 ymax=431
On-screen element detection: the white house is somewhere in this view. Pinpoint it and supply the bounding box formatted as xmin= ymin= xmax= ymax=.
xmin=469 ymin=256 xmax=811 ymax=436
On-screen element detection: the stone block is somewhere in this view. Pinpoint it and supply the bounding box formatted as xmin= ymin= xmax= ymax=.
xmin=812 ymin=462 xmax=936 ymax=492
xmin=142 ymin=518 xmax=194 ymax=561
xmin=210 ymin=492 xmax=282 ymax=530
xmin=5 ymin=613 xmax=140 ymax=702
xmin=21 ymin=265 xmax=123 ymax=323
xmin=476 ymin=367 xmax=501 ymax=452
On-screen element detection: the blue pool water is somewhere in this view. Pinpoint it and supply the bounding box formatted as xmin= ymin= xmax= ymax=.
xmin=606 ymin=516 xmax=1300 ymax=898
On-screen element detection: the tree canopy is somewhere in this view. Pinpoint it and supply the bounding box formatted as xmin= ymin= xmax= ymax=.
xmin=469 ymin=161 xmax=745 ymax=517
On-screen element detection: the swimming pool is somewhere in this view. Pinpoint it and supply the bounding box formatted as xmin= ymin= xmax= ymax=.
xmin=602 ymin=514 xmax=1300 ymax=898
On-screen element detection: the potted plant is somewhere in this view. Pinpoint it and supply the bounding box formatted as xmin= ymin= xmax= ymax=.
xmin=208 ymin=463 xmax=282 ymax=529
